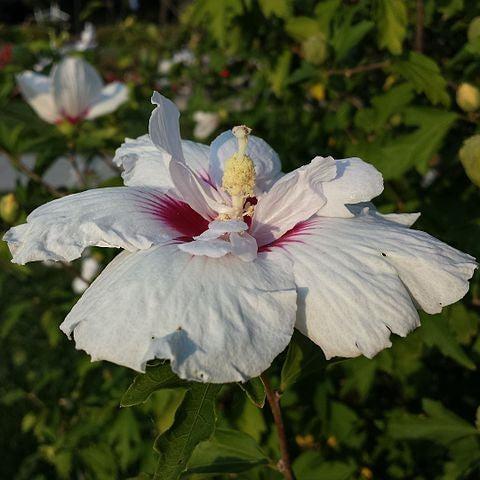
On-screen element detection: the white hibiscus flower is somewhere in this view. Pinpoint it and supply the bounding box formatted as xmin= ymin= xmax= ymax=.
xmin=16 ymin=56 xmax=128 ymax=125
xmin=3 ymin=92 xmax=476 ymax=383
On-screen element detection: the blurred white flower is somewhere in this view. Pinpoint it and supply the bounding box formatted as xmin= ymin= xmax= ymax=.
xmin=193 ymin=111 xmax=220 ymax=140
xmin=61 ymin=23 xmax=97 ymax=54
xmin=33 ymin=57 xmax=53 ymax=73
xmin=43 ymin=155 xmax=117 ymax=188
xmin=4 ymin=92 xmax=477 ymax=383
xmin=158 ymin=49 xmax=195 ymax=74
xmin=17 ymin=56 xmax=128 ymax=124
xmin=72 ymin=255 xmax=101 ymax=294
xmin=0 ymin=154 xmax=35 ymax=191
xmin=34 ymin=3 xmax=69 ymax=24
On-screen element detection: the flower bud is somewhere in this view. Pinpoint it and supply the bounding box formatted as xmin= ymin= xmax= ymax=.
xmin=302 ymin=33 xmax=327 ymax=65
xmin=456 ymin=83 xmax=480 ymax=112
xmin=468 ymin=17 xmax=480 ymax=43
xmin=0 ymin=193 xmax=19 ymax=223
xmin=459 ymin=134 xmax=480 ymax=187
xmin=309 ymin=83 xmax=326 ymax=102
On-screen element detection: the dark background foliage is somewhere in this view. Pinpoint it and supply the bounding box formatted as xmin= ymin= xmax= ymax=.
xmin=0 ymin=1 xmax=479 ymax=479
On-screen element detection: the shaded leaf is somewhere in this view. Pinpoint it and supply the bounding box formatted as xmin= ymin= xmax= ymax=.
xmin=281 ymin=331 xmax=327 ymax=392
xmin=388 ymin=399 xmax=478 ymax=445
xmin=153 ymin=383 xmax=222 ymax=480
xmin=421 ymin=314 xmax=476 ymax=370
xmin=238 ymin=377 xmax=266 ymax=408
xmin=293 ymin=451 xmax=356 ymax=480
xmin=185 ymin=428 xmax=270 ymax=475
xmin=392 ymin=52 xmax=450 ymax=106
xmin=121 ymin=362 xmax=188 ymax=407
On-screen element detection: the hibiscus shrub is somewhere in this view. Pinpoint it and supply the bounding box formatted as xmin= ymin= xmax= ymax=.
xmin=1 ymin=1 xmax=480 ymax=480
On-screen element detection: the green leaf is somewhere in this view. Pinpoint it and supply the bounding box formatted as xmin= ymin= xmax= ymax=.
xmin=331 ymin=14 xmax=374 ymax=61
xmin=280 ymin=331 xmax=328 ymax=392
xmin=293 ymin=452 xmax=356 ymax=480
xmin=258 ymin=0 xmax=292 ymax=19
xmin=375 ymin=0 xmax=407 ymax=55
xmin=269 ymin=50 xmax=292 ymax=97
xmin=238 ymin=377 xmax=266 ymax=408
xmin=349 ymin=107 xmax=457 ymax=179
xmin=153 ymin=383 xmax=222 ymax=480
xmin=391 ymin=52 xmax=450 ymax=106
xmin=421 ymin=314 xmax=476 ymax=370
xmin=285 ymin=17 xmax=320 ymax=42
xmin=120 ymin=362 xmax=188 ymax=407
xmin=388 ymin=399 xmax=478 ymax=445
xmin=354 ymin=83 xmax=414 ymax=133
xmin=185 ymin=428 xmax=270 ymax=474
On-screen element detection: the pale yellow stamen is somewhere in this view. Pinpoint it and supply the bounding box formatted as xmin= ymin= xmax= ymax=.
xmin=222 ymin=125 xmax=256 ymax=199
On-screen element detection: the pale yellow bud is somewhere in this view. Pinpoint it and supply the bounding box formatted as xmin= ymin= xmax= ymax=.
xmin=309 ymin=83 xmax=326 ymax=102
xmin=459 ymin=134 xmax=480 ymax=187
xmin=360 ymin=467 xmax=373 ymax=479
xmin=0 ymin=193 xmax=19 ymax=224
xmin=456 ymin=83 xmax=480 ymax=112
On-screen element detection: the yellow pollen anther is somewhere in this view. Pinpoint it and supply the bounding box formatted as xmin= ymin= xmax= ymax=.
xmin=222 ymin=125 xmax=256 ymax=198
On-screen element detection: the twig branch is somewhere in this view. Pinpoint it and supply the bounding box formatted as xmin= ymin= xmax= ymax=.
xmin=1 ymin=149 xmax=64 ymax=198
xmin=415 ymin=0 xmax=425 ymax=52
xmin=67 ymin=150 xmax=87 ymax=188
xmin=261 ymin=374 xmax=296 ymax=480
xmin=327 ymin=61 xmax=390 ymax=78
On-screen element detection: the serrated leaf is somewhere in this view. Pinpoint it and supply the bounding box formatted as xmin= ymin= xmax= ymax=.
xmin=421 ymin=314 xmax=476 ymax=370
xmin=280 ymin=331 xmax=327 ymax=392
xmin=238 ymin=377 xmax=265 ymax=408
xmin=185 ymin=428 xmax=269 ymax=474
xmin=153 ymin=383 xmax=222 ymax=480
xmin=331 ymin=15 xmax=374 ymax=61
xmin=375 ymin=0 xmax=407 ymax=55
xmin=121 ymin=362 xmax=188 ymax=407
xmin=391 ymin=52 xmax=450 ymax=106
xmin=349 ymin=107 xmax=457 ymax=179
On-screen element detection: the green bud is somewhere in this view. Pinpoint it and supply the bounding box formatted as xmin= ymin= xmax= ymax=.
xmin=0 ymin=193 xmax=19 ymax=223
xmin=468 ymin=17 xmax=480 ymax=43
xmin=56 ymin=120 xmax=76 ymax=137
xmin=459 ymin=134 xmax=480 ymax=187
xmin=302 ymin=33 xmax=327 ymax=66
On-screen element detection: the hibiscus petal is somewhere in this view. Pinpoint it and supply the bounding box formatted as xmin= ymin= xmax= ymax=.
xmin=113 ymin=136 xmax=211 ymax=189
xmin=209 ymin=130 xmax=282 ymax=193
xmin=250 ymin=156 xmax=337 ymax=246
xmin=60 ymin=245 xmax=297 ymax=382
xmin=86 ymin=82 xmax=128 ymax=119
xmin=318 ymin=157 xmax=384 ymax=217
xmin=3 ymin=187 xmax=180 ymax=264
xmin=114 ymin=134 xmax=173 ymax=188
xmin=53 ymin=57 xmax=103 ymax=119
xmin=16 ymin=71 xmax=59 ymax=123
xmin=278 ymin=215 xmax=477 ymax=359
xmin=230 ymin=232 xmax=258 ymax=262
xmin=169 ymin=160 xmax=227 ymax=220
xmin=149 ymin=91 xmax=185 ymax=162
xmin=178 ymin=238 xmax=232 ymax=258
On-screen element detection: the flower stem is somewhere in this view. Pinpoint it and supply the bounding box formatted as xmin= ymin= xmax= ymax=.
xmin=261 ymin=373 xmax=296 ymax=480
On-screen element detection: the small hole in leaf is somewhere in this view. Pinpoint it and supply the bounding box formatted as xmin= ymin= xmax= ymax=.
xmin=381 ymin=252 xmax=387 ymax=257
